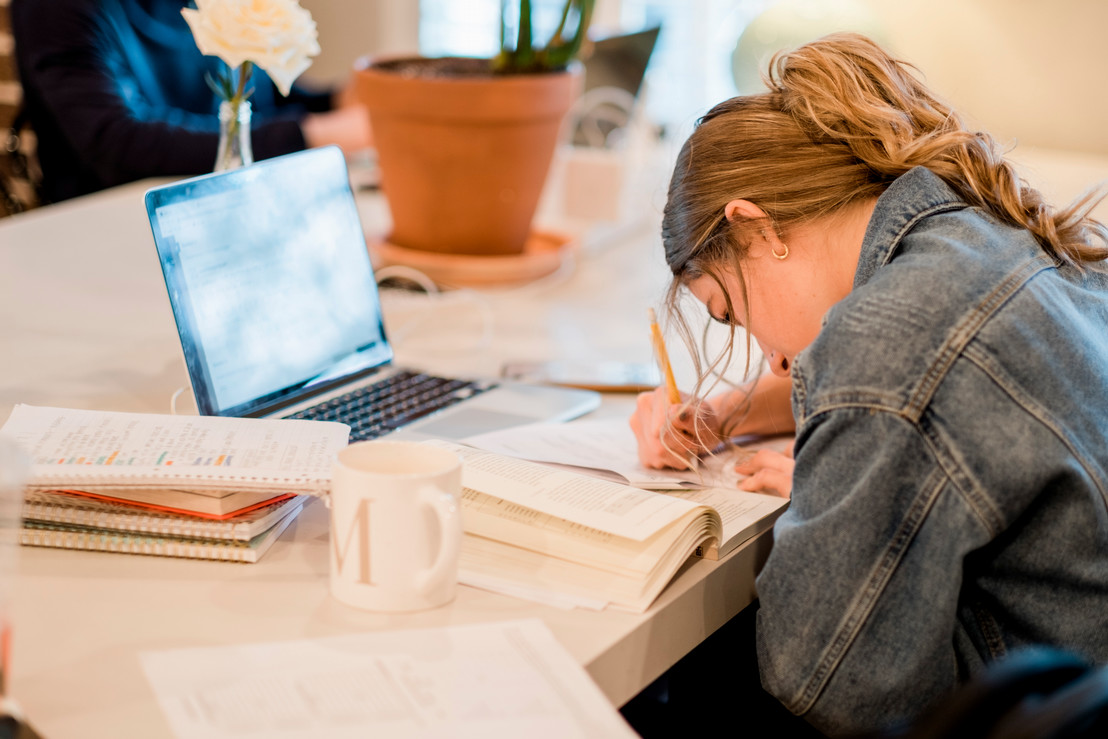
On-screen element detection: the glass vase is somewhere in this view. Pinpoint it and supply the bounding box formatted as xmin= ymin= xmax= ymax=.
xmin=214 ymin=99 xmax=254 ymax=172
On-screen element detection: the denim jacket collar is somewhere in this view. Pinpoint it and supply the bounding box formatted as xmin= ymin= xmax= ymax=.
xmin=854 ymin=166 xmax=969 ymax=288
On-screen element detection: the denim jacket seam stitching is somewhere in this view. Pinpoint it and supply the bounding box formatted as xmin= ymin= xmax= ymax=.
xmin=970 ymin=601 xmax=1008 ymax=660
xmin=794 ymin=465 xmax=949 ymax=713
xmin=792 ymin=364 xmax=808 ymax=417
xmin=795 ymin=396 xmax=908 ymax=428
xmin=875 ymin=201 xmax=968 ymax=270
xmin=918 ymin=411 xmax=1005 ymax=534
xmin=963 ymin=343 xmax=1108 ymax=510
xmin=904 ymin=254 xmax=1057 ymax=421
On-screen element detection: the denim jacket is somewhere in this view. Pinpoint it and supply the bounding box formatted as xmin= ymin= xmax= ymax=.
xmin=755 ymin=166 xmax=1108 ymax=735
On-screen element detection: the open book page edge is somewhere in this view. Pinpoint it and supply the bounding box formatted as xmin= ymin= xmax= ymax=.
xmin=676 ymin=490 xmax=789 ymax=560
xmin=460 ymin=535 xmax=657 ymax=613
xmin=459 ymin=505 xmax=721 ymax=613
xmin=432 ymin=440 xmax=703 ymax=542
xmin=463 ymin=489 xmax=719 ymax=577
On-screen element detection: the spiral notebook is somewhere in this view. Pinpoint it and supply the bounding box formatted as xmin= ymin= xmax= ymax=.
xmin=22 ymin=490 xmax=305 ymax=541
xmin=19 ymin=503 xmax=301 ymax=563
xmin=1 ymin=404 xmax=350 ymax=516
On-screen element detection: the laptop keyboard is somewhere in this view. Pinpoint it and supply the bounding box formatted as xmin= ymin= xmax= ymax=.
xmin=288 ymin=370 xmax=495 ymax=441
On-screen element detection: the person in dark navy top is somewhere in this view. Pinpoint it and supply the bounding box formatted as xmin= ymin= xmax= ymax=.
xmin=11 ymin=0 xmax=369 ymax=203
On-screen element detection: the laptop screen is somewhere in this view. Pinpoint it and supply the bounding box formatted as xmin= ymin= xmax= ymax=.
xmin=145 ymin=146 xmax=393 ymax=417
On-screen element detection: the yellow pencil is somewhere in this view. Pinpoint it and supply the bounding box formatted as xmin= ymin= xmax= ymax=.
xmin=648 ymin=308 xmax=681 ymax=404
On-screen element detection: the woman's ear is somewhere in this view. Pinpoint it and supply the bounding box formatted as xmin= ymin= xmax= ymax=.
xmin=725 ymin=199 xmax=788 ymax=260
xmin=724 ymin=199 xmax=768 ymax=223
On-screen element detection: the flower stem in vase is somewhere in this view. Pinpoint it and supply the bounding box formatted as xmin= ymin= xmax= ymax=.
xmin=214 ymin=62 xmax=254 ymax=172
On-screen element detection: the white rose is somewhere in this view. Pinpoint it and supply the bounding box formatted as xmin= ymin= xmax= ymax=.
xmin=182 ymin=0 xmax=321 ymax=96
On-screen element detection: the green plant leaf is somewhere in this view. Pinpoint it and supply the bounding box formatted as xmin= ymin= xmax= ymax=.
xmin=492 ymin=0 xmax=594 ymax=74
xmin=515 ymin=0 xmax=534 ymax=68
xmin=204 ymin=71 xmax=225 ymax=100
xmin=546 ymin=0 xmax=595 ymax=69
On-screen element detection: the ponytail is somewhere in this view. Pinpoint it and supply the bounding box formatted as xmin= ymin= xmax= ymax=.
xmin=765 ymin=32 xmax=1108 ymax=265
xmin=662 ymin=33 xmax=1108 ymax=291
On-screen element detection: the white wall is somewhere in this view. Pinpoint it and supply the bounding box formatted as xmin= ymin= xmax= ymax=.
xmin=298 ymin=0 xmax=420 ymax=86
xmin=301 ymin=0 xmax=1108 ymax=156
xmin=860 ymin=0 xmax=1108 ymax=156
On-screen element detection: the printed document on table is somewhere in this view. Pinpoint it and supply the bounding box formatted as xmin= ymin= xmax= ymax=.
xmin=464 ymin=417 xmax=784 ymax=490
xmin=141 ymin=619 xmax=637 ymax=739
xmin=462 ymin=418 xmax=707 ymax=488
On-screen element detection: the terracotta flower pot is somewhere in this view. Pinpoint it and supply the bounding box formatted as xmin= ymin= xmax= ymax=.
xmin=354 ymin=57 xmax=582 ymax=257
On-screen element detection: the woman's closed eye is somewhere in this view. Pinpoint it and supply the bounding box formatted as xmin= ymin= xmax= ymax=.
xmin=710 ymin=308 xmax=739 ymax=327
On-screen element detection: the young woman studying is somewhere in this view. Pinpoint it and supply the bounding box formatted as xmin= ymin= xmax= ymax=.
xmin=629 ymin=32 xmax=1108 ymax=736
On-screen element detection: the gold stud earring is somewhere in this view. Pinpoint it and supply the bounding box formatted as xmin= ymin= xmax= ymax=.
xmin=771 ymin=242 xmax=789 ymax=260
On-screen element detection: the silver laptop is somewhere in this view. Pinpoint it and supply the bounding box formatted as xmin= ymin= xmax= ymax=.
xmin=144 ymin=146 xmax=598 ymax=441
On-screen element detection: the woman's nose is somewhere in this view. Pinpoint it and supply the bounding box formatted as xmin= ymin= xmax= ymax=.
xmin=766 ymin=349 xmax=791 ymax=378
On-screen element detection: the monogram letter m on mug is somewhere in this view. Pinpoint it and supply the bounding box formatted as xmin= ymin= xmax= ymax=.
xmin=329 ymin=441 xmax=463 ymax=612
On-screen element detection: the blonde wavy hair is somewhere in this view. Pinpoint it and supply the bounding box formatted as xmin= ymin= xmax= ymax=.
xmin=661 ymin=32 xmax=1108 ymax=436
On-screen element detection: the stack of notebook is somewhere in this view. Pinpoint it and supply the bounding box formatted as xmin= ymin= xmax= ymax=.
xmin=3 ymin=403 xmax=351 ymax=564
xmin=20 ymin=489 xmax=306 ymax=564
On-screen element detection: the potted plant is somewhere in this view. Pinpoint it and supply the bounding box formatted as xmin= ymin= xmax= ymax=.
xmin=354 ymin=0 xmax=595 ymax=260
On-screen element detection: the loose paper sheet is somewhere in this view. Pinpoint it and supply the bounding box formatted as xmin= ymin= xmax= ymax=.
xmin=463 ymin=417 xmax=774 ymax=489
xmin=140 ymin=619 xmax=636 ymax=739
xmin=464 ymin=418 xmax=703 ymax=488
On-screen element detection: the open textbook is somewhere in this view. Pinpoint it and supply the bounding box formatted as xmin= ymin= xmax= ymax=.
xmin=463 ymin=418 xmax=790 ymax=559
xmin=431 ymin=440 xmax=788 ymax=613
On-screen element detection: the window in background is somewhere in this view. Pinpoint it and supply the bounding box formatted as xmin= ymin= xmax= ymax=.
xmin=615 ymin=0 xmax=765 ymax=141
xmin=417 ymin=0 xmax=769 ymax=143
xmin=419 ymin=0 xmax=579 ymax=59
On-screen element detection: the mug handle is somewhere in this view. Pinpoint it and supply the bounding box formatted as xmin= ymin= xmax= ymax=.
xmin=414 ymin=486 xmax=462 ymax=594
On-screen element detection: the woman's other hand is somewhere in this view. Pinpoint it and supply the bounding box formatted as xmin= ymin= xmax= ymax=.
xmin=735 ymin=443 xmax=794 ymax=498
xmin=630 ymin=387 xmax=723 ymax=470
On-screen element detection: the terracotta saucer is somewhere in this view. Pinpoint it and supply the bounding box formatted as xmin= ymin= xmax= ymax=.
xmin=368 ymin=229 xmax=577 ymax=288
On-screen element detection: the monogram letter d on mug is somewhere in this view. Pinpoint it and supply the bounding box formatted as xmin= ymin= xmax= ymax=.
xmin=329 ymin=440 xmax=463 ymax=612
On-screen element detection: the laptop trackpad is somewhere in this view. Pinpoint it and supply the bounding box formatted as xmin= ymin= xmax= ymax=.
xmin=405 ymin=409 xmax=537 ymax=440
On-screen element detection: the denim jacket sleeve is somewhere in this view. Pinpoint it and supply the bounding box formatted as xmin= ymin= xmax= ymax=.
xmin=752 ymin=167 xmax=1108 ymax=735
xmin=754 ymin=399 xmax=992 ymax=734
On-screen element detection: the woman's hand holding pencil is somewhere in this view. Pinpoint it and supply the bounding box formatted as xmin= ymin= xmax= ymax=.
xmin=631 ymin=309 xmax=725 ymax=470
xmin=632 ymin=311 xmax=796 ymax=494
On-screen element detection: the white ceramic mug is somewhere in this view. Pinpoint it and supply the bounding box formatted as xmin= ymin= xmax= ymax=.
xmin=329 ymin=440 xmax=463 ymax=612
